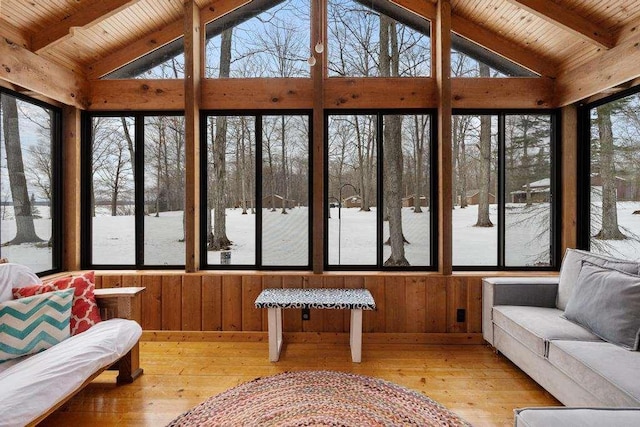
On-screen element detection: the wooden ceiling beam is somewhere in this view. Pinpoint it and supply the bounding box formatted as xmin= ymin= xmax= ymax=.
xmin=32 ymin=0 xmax=142 ymax=53
xmin=556 ymin=31 xmax=640 ymax=106
xmin=0 ymin=38 xmax=88 ymax=108
xmin=0 ymin=18 xmax=31 ymax=49
xmin=451 ymin=14 xmax=557 ymax=78
xmin=506 ymin=0 xmax=615 ymax=50
xmin=394 ymin=0 xmax=557 ymax=78
xmin=87 ymin=0 xmax=249 ymax=79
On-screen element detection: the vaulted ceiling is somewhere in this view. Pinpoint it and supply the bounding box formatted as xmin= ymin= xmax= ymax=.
xmin=1 ymin=0 xmax=640 ymax=97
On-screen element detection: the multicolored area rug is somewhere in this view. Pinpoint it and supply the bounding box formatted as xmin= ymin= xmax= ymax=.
xmin=167 ymin=370 xmax=471 ymax=426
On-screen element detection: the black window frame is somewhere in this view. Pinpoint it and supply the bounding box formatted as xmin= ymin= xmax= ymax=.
xmin=452 ymin=109 xmax=561 ymax=271
xmin=576 ymin=85 xmax=640 ymax=251
xmin=323 ymin=108 xmax=438 ymax=271
xmin=0 ymin=89 xmax=62 ymax=276
xmin=199 ymin=109 xmax=314 ymax=271
xmin=81 ymin=110 xmax=186 ymax=270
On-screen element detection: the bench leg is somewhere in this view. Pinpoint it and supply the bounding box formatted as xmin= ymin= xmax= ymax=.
xmin=350 ymin=309 xmax=363 ymax=363
xmin=268 ymin=307 xmax=283 ymax=362
xmin=116 ymin=344 xmax=144 ymax=384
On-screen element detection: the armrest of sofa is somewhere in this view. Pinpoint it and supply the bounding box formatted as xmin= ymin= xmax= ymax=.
xmin=482 ymin=277 xmax=559 ymax=345
xmin=94 ymin=287 xmax=145 ymax=384
xmin=95 ymin=286 xmax=145 ymax=322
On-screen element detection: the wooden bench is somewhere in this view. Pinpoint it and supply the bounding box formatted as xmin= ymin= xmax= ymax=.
xmin=255 ymin=288 xmax=376 ymax=363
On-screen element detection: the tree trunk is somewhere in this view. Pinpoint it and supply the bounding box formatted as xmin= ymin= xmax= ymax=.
xmin=595 ymin=104 xmax=626 ymax=240
xmin=413 ymin=115 xmax=424 ymax=213
xmin=280 ymin=115 xmax=288 ymax=214
xmin=475 ymin=64 xmax=493 ymax=227
xmin=381 ymin=16 xmax=408 ymax=266
xmin=121 ymin=117 xmax=135 ymax=183
xmin=208 ymin=28 xmax=233 ymax=250
xmin=1 ymin=95 xmax=43 ymax=244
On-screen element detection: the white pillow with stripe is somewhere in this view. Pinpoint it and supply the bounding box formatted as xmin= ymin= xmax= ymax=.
xmin=0 ymin=288 xmax=73 ymax=362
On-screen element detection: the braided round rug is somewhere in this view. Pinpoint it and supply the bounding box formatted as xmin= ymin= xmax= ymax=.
xmin=167 ymin=370 xmax=471 ymax=426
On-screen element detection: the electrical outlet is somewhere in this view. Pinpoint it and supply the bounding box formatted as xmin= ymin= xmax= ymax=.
xmin=302 ymin=308 xmax=310 ymax=321
xmin=456 ymin=308 xmax=466 ymax=323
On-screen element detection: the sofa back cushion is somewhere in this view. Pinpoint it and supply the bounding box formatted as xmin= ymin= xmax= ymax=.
xmin=0 ymin=288 xmax=73 ymax=362
xmin=563 ymin=262 xmax=640 ymax=350
xmin=558 ymin=249 xmax=640 ymax=310
xmin=0 ymin=263 xmax=42 ymax=303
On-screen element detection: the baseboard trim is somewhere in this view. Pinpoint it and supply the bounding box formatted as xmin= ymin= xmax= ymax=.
xmin=141 ymin=331 xmax=483 ymax=344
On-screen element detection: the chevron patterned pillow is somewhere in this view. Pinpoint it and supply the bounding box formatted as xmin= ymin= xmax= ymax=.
xmin=13 ymin=271 xmax=102 ymax=336
xmin=0 ymin=288 xmax=74 ymax=362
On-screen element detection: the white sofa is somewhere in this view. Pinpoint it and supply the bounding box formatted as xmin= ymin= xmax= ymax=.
xmin=0 ymin=264 xmax=144 ymax=427
xmin=482 ymin=249 xmax=640 ymax=425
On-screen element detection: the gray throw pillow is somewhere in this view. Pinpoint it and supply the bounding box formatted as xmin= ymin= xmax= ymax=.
xmin=563 ymin=261 xmax=640 ymax=350
xmin=557 ymin=248 xmax=640 ymax=310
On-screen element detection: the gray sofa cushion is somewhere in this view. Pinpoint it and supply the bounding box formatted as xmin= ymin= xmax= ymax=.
xmin=514 ymin=407 xmax=640 ymax=427
xmin=547 ymin=340 xmax=640 ymax=407
xmin=492 ymin=306 xmax=601 ymax=357
xmin=564 ymin=262 xmax=640 ymax=350
xmin=558 ymin=248 xmax=640 ymax=310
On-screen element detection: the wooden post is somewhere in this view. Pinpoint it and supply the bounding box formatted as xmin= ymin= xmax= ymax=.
xmin=62 ymin=106 xmax=81 ymax=271
xmin=561 ymin=104 xmax=578 ymax=253
xmin=184 ymin=0 xmax=201 ymax=272
xmin=312 ymin=0 xmax=325 ymax=273
xmin=436 ymin=0 xmax=453 ymax=275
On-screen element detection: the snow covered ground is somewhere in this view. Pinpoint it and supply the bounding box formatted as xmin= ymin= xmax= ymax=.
xmin=2 ymin=202 xmax=640 ymax=273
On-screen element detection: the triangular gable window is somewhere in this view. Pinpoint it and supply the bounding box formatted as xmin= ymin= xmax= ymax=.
xmin=451 ymin=35 xmax=537 ymax=77
xmin=102 ymin=38 xmax=185 ymax=79
xmin=204 ymin=0 xmax=311 ymax=78
xmin=328 ymin=0 xmax=431 ymax=77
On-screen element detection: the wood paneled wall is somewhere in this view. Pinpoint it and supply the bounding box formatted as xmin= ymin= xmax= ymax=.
xmin=91 ymin=272 xmax=532 ymax=335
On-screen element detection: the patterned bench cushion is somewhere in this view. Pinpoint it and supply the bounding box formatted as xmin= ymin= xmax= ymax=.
xmin=255 ymin=288 xmax=375 ymax=310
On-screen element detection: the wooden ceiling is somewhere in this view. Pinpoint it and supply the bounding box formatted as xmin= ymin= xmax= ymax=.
xmin=2 ymin=0 xmax=640 ymax=93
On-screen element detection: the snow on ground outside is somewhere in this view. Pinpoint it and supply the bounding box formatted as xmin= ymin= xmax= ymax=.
xmin=2 ymin=202 xmax=640 ymax=273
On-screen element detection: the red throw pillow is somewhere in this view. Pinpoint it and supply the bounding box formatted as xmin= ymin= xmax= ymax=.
xmin=13 ymin=271 xmax=102 ymax=335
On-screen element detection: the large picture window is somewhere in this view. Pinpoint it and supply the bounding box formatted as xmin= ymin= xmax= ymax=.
xmin=580 ymin=90 xmax=640 ymax=259
xmin=83 ymin=113 xmax=185 ymax=268
xmin=0 ymin=91 xmax=61 ymax=275
xmin=202 ymin=112 xmax=311 ymax=269
xmin=325 ymin=111 xmax=435 ymax=269
xmin=452 ymin=112 xmax=557 ymax=269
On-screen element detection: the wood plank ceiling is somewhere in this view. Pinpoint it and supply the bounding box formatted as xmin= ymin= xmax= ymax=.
xmin=2 ymin=0 xmax=640 ymax=82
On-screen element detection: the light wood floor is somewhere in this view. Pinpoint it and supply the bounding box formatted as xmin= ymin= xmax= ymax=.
xmin=42 ymin=341 xmax=560 ymax=426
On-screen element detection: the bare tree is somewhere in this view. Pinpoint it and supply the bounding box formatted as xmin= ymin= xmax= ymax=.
xmin=475 ymin=63 xmax=494 ymax=227
xmin=594 ymin=103 xmax=626 ymax=240
xmin=208 ymin=29 xmax=233 ymax=251
xmin=1 ymin=95 xmax=43 ymax=244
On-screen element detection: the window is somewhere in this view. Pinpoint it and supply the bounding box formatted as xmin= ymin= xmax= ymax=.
xmin=0 ymin=91 xmax=61 ymax=275
xmin=327 ymin=0 xmax=431 ymax=77
xmin=450 ymin=36 xmax=536 ymax=78
xmin=83 ymin=113 xmax=185 ymax=268
xmin=202 ymin=112 xmax=311 ymax=268
xmin=104 ymin=39 xmax=185 ymax=79
xmin=453 ymin=112 xmax=557 ymax=269
xmin=204 ymin=0 xmax=311 ymax=78
xmin=325 ymin=111 xmax=435 ymax=269
xmin=580 ymin=90 xmax=640 ymax=259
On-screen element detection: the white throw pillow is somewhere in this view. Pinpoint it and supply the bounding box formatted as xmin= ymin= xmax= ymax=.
xmin=0 ymin=263 xmax=42 ymax=303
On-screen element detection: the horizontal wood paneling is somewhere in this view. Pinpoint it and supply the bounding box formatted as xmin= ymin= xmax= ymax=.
xmin=93 ymin=271 xmax=556 ymax=334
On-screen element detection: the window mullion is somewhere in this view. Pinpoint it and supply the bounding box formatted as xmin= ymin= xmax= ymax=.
xmin=135 ymin=114 xmax=145 ymax=267
xmin=256 ymin=115 xmax=263 ymax=267
xmin=497 ymin=114 xmax=506 ymax=268
xmin=377 ymin=113 xmax=384 ymax=268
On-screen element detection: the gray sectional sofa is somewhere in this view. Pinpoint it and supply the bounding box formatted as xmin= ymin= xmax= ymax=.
xmin=482 ymin=249 xmax=640 ymax=425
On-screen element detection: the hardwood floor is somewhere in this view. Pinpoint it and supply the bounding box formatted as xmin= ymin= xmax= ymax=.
xmin=42 ymin=341 xmax=560 ymax=426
